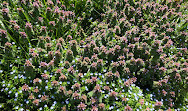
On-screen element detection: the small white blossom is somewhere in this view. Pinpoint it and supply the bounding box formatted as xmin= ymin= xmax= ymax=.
xmin=8 ymin=91 xmax=12 ymax=94
xmin=50 ymin=106 xmax=54 ymax=110
xmin=65 ymin=100 xmax=69 ymax=104
xmin=45 ymin=86 xmax=48 ymax=90
xmin=5 ymin=88 xmax=8 ymax=91
xmin=26 ymin=101 xmax=29 ymax=104
xmin=15 ymin=106 xmax=19 ymax=109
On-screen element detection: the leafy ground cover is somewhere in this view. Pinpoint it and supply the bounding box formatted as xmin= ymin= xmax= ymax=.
xmin=0 ymin=0 xmax=187 ymax=110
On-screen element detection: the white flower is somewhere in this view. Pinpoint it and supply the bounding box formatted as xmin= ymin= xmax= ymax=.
xmin=102 ymin=75 xmax=104 ymax=78
xmin=85 ymin=86 xmax=88 ymax=91
xmin=50 ymin=106 xmax=54 ymax=109
xmin=39 ymin=79 xmax=42 ymax=83
xmin=51 ymin=95 xmax=55 ymax=99
xmin=45 ymin=86 xmax=48 ymax=90
xmin=139 ymin=106 xmax=142 ymax=109
xmin=59 ymin=81 xmax=62 ymax=84
xmin=150 ymin=94 xmax=153 ymax=98
xmin=54 ymin=101 xmax=57 ymax=104
xmin=65 ymin=100 xmax=69 ymax=104
xmin=8 ymin=91 xmax=12 ymax=94
xmin=129 ymin=87 xmax=132 ymax=90
xmin=26 ymin=101 xmax=29 ymax=104
xmin=5 ymin=88 xmax=8 ymax=91
xmin=39 ymin=107 xmax=42 ymax=110
xmin=52 ymin=104 xmax=55 ymax=106
xmin=146 ymin=102 xmax=148 ymax=106
xmin=135 ymin=96 xmax=138 ymax=101
xmin=15 ymin=106 xmax=19 ymax=109
xmin=109 ymin=106 xmax=114 ymax=110
xmin=44 ymin=70 xmax=47 ymax=73
xmin=112 ymin=84 xmax=115 ymax=87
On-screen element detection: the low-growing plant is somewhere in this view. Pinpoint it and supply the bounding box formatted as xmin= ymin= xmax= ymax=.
xmin=0 ymin=0 xmax=187 ymax=110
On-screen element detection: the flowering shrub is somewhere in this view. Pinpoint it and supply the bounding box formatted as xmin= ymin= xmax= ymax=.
xmin=0 ymin=0 xmax=187 ymax=110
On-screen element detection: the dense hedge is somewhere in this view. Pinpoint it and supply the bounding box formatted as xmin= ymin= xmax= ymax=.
xmin=0 ymin=0 xmax=187 ymax=110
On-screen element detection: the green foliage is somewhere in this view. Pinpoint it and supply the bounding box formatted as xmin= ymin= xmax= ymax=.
xmin=0 ymin=0 xmax=187 ymax=110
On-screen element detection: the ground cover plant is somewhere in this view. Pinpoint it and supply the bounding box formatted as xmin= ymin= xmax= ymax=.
xmin=0 ymin=0 xmax=187 ymax=110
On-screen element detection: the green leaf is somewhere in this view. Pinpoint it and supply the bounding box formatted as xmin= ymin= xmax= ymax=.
xmin=88 ymin=91 xmax=94 ymax=97
xmin=99 ymin=95 xmax=103 ymax=102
